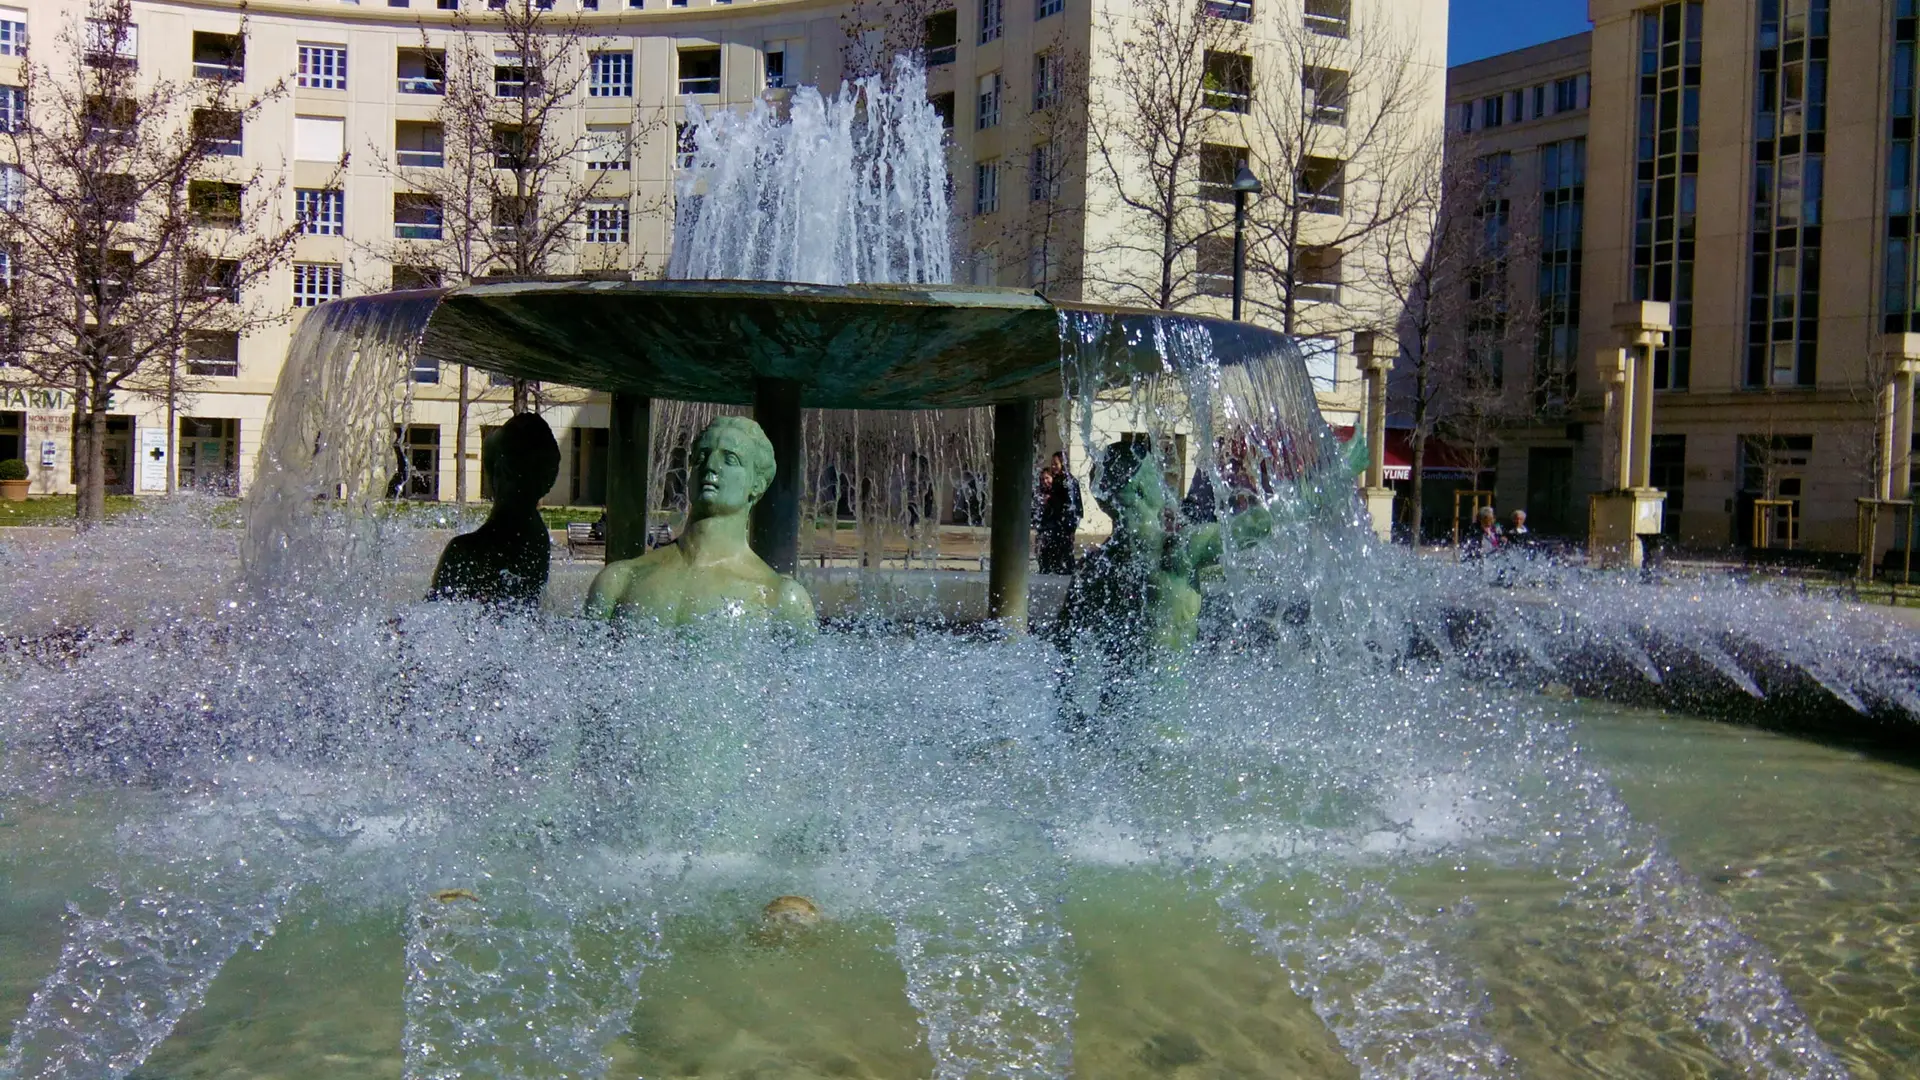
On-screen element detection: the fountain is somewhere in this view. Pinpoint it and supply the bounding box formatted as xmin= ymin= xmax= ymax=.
xmin=2 ymin=55 xmax=1918 ymax=1080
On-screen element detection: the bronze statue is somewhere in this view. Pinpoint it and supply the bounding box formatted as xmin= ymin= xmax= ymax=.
xmin=585 ymin=416 xmax=815 ymax=633
xmin=428 ymin=414 xmax=560 ymax=608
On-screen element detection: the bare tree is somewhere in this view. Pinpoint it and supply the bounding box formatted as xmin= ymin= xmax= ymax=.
xmin=1083 ymin=1 xmax=1248 ymax=311
xmin=997 ymin=43 xmax=1090 ymax=298
xmin=839 ymin=0 xmax=945 ymax=79
xmin=1383 ymin=140 xmax=1538 ymax=545
xmin=0 ymin=1 xmax=306 ymax=526
xmin=1239 ymin=5 xmax=1430 ymax=341
xmin=371 ymin=0 xmax=634 ymax=419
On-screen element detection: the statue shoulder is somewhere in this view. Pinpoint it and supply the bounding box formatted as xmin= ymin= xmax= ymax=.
xmin=586 ymin=551 xmax=668 ymax=616
xmin=774 ymin=574 xmax=817 ymax=634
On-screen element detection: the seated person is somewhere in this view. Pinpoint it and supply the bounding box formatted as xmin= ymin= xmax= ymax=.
xmin=584 ymin=416 xmax=814 ymax=633
xmin=428 ymin=414 xmax=560 ymax=608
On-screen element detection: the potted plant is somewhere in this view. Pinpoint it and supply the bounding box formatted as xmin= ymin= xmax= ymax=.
xmin=0 ymin=458 xmax=29 ymax=501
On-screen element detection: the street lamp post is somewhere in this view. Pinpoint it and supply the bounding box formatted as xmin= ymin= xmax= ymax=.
xmin=1231 ymin=163 xmax=1263 ymax=321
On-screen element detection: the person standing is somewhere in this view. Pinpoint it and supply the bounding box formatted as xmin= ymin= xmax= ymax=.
xmin=1037 ymin=451 xmax=1082 ymax=575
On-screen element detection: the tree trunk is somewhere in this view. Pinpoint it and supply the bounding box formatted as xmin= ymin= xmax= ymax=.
xmin=455 ymin=364 xmax=471 ymax=502
xmin=511 ymin=378 xmax=531 ymax=415
xmin=79 ymin=400 xmax=109 ymax=529
xmin=164 ymin=356 xmax=179 ymax=495
xmin=1407 ymin=436 xmax=1426 ymax=552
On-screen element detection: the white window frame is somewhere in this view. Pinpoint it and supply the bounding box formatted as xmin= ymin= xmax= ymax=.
xmin=295 ymin=188 xmax=344 ymax=236
xmin=0 ymin=86 xmax=23 ymax=133
xmin=977 ymin=72 xmax=1001 ymax=130
xmin=292 ymin=262 xmax=343 ymax=307
xmin=589 ymin=50 xmax=633 ymax=97
xmin=586 ymin=125 xmax=629 ymax=170
xmin=979 ymin=0 xmax=1003 ymax=43
xmin=584 ymin=201 xmax=629 ymax=244
xmin=0 ymin=164 xmax=22 ymax=211
xmin=298 ymin=43 xmax=347 ymax=90
xmin=974 ymin=159 xmax=1000 ymax=215
xmin=1036 ymin=0 xmax=1063 ymax=20
xmin=0 ymin=12 xmax=25 ymax=57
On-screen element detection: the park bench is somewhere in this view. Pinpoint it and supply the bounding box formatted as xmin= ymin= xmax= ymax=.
xmin=564 ymin=522 xmax=605 ymax=561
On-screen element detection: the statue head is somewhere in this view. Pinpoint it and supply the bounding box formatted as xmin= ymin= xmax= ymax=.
xmin=1094 ymin=437 xmax=1165 ymax=532
xmin=483 ymin=413 xmax=561 ymax=507
xmin=688 ymin=416 xmax=776 ymax=519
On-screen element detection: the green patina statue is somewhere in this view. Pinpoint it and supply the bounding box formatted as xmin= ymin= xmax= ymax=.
xmin=585 ymin=416 xmax=815 ymax=633
xmin=1056 ymin=438 xmax=1271 ymax=656
xmin=429 ymin=414 xmax=560 ymax=608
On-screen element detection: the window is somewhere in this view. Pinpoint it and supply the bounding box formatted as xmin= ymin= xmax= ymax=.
xmin=586 ymin=125 xmax=628 ymax=170
xmin=393 ymin=425 xmax=440 ymax=497
xmin=1537 ymin=138 xmax=1585 ymax=401
xmin=495 ymin=51 xmax=536 ymax=97
xmin=1297 ymin=157 xmax=1344 ymax=215
xmin=1199 ymin=143 xmax=1247 ymax=203
xmin=975 ymin=159 xmax=1000 ymax=215
xmin=589 ymin=50 xmax=632 ymax=97
xmin=492 ymin=195 xmax=534 ymax=239
xmin=678 ymin=47 xmax=720 ymax=95
xmin=1304 ymin=0 xmax=1349 ymax=37
xmin=980 ymin=0 xmax=1003 ymax=43
xmin=977 ymin=72 xmax=1001 ymax=128
xmin=189 ymin=256 xmax=239 ymax=302
xmin=1457 ymin=101 xmax=1474 ymax=133
xmin=295 ymin=188 xmax=344 ymax=235
xmin=584 ymin=202 xmax=629 ymax=244
xmin=193 ymin=109 xmax=243 ymax=156
xmin=1300 ymin=337 xmax=1339 ymax=389
xmin=1302 ymin=66 xmax=1348 ymax=125
xmin=675 ymin=122 xmax=697 ymax=168
xmin=192 ymin=31 xmax=244 ymax=81
xmin=1033 ymin=51 xmax=1063 ymax=110
xmin=83 ymin=249 xmax=134 ymax=300
xmin=1553 ymin=74 xmax=1588 ymax=113
xmin=764 ymin=47 xmax=786 ymax=89
xmin=1298 ymin=245 xmax=1341 ymax=303
xmin=292 ymin=262 xmax=343 ymax=307
xmin=492 ymin=124 xmax=529 ymax=170
xmin=930 ymin=92 xmax=956 ymax=130
xmin=0 ymin=86 xmax=20 ymax=133
xmin=1506 ymin=89 xmax=1523 ymax=123
xmin=186 ymin=332 xmax=239 ymax=377
xmin=397 ymin=48 xmax=445 ymax=94
xmin=395 ymin=121 xmax=443 ymax=168
xmin=1036 ymin=0 xmax=1062 ymax=19
xmin=925 ymin=10 xmax=957 ymax=67
xmin=86 ymin=19 xmax=137 ymax=68
xmin=298 ymin=43 xmax=347 ymax=90
xmin=1751 ymin=3 xmax=1824 ymax=386
xmin=393 ymin=193 xmax=443 ymax=240
xmin=1635 ymin=1 xmax=1703 ymax=390
xmin=1029 ymin=143 xmax=1055 ymax=203
xmin=84 ymin=96 xmax=137 ymax=144
xmin=1205 ymin=0 xmax=1252 ymax=21
xmin=1197 ymin=235 xmax=1233 ymax=296
xmin=295 ymin=116 xmax=344 ymax=162
xmin=1202 ymin=51 xmax=1251 ymax=113
xmin=392 ymin=265 xmax=441 ymax=290
xmin=94 ymin=175 xmax=138 ymax=222
xmin=188 ymin=180 xmax=243 ymax=227
xmin=1480 ymin=94 xmax=1503 ymax=128
xmin=1532 ymin=84 xmax=1546 ymax=119
xmin=0 ymin=164 xmax=20 ymax=212
xmin=0 ymin=11 xmax=22 ymax=57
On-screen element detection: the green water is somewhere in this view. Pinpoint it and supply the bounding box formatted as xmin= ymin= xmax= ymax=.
xmin=1 ymin=705 xmax=1915 ymax=1079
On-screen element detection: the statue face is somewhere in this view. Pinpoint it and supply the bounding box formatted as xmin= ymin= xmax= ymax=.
xmin=689 ymin=426 xmax=762 ymax=518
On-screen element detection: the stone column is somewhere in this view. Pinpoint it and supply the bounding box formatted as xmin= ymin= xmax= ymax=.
xmin=1587 ymin=302 xmax=1670 ymax=569
xmin=987 ymin=400 xmax=1036 ymax=629
xmin=604 ymin=392 xmax=652 ymax=564
xmin=1355 ymin=331 xmax=1395 ymax=542
xmin=1603 ymin=347 xmax=1632 ymax=490
xmin=750 ymin=377 xmax=805 ymax=575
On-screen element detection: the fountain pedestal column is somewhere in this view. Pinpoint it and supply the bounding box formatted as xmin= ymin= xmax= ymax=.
xmin=1589 ymin=301 xmax=1670 ymax=570
xmin=988 ymin=401 xmax=1036 ymax=630
xmin=750 ymin=378 xmax=805 ymax=575
xmin=1356 ymin=331 xmax=1395 ymax=543
xmin=605 ymin=392 xmax=652 ymax=563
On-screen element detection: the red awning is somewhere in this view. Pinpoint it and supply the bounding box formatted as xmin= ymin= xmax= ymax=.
xmin=1331 ymin=426 xmax=1476 ymax=481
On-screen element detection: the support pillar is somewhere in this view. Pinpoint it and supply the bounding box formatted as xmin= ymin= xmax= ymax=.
xmin=1589 ymin=301 xmax=1670 ymax=569
xmin=605 ymin=392 xmax=652 ymax=564
xmin=750 ymin=377 xmax=805 ymax=576
xmin=1356 ymin=330 xmax=1395 ymax=542
xmin=987 ymin=400 xmax=1036 ymax=629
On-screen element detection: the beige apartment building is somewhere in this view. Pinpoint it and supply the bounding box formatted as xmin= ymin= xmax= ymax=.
xmin=0 ymin=0 xmax=1446 ymax=511
xmin=1455 ymin=1 xmax=1920 ymax=555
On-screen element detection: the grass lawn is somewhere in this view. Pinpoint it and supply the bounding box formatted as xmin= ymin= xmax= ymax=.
xmin=0 ymin=495 xmax=142 ymax=526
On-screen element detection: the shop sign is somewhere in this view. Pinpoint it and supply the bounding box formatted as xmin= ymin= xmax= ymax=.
xmin=0 ymin=387 xmax=116 ymax=411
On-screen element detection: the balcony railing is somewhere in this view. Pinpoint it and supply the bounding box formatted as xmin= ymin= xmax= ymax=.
xmin=398 ymin=76 xmax=444 ymax=94
xmin=397 ymin=149 xmax=444 ymax=168
xmin=1204 ymin=0 xmax=1252 ymax=21
xmin=193 ymin=61 xmax=243 ymax=81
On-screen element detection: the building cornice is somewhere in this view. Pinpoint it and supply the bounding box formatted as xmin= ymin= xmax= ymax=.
xmin=132 ymin=0 xmax=849 ymax=30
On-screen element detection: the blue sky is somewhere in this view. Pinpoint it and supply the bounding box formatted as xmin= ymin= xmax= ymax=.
xmin=1448 ymin=0 xmax=1594 ymax=66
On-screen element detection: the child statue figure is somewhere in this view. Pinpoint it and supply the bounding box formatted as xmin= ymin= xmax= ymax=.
xmin=428 ymin=413 xmax=560 ymax=608
xmin=584 ymin=416 xmax=815 ymax=633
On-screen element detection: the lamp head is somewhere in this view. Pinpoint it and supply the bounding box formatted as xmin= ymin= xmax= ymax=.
xmin=1232 ymin=163 xmax=1263 ymax=194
